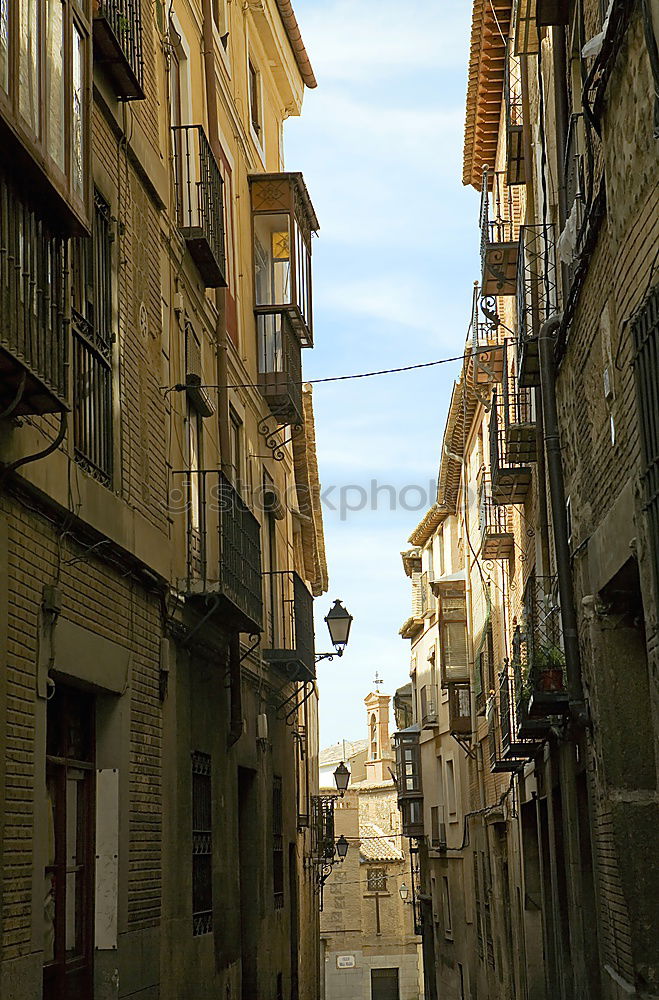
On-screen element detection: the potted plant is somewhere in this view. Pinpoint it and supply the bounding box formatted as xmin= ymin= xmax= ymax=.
xmin=533 ymin=642 xmax=565 ymax=693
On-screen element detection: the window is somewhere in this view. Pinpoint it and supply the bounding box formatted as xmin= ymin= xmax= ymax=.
xmin=371 ymin=967 xmax=399 ymax=1000
xmin=370 ymin=713 xmax=378 ymax=760
xmin=367 ymin=868 xmax=387 ymax=893
xmin=186 ymin=395 xmax=204 ymax=577
xmin=431 ymin=806 xmax=439 ymax=846
xmin=212 ymin=0 xmax=228 ymax=46
xmin=72 ymin=190 xmax=113 ymax=486
xmin=262 ymin=469 xmax=278 ymax=645
xmin=273 ymin=776 xmax=284 ymax=909
xmin=632 ymin=284 xmax=659 ymax=594
xmin=442 ymin=875 xmax=453 ymax=937
xmin=192 ymin=752 xmax=212 ymax=935
xmin=5 ymin=0 xmax=90 ymax=225
xmin=248 ymin=58 xmax=262 ymax=139
xmin=446 ymin=758 xmax=457 ymax=817
xmin=229 ymin=407 xmax=242 ymax=488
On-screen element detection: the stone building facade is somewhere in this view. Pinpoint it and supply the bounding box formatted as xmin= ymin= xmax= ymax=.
xmin=320 ymin=693 xmax=424 ymax=1000
xmin=394 ymin=1 xmax=659 ymax=998
xmin=0 ymin=2 xmax=329 ymax=999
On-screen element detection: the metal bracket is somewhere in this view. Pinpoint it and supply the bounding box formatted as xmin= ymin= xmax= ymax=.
xmin=239 ymin=633 xmax=261 ymax=663
xmin=451 ymin=733 xmax=477 ymax=759
xmin=257 ymin=414 xmax=303 ymax=462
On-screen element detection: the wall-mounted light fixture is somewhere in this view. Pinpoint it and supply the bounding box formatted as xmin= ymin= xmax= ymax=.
xmin=316 ymin=599 xmax=353 ymax=663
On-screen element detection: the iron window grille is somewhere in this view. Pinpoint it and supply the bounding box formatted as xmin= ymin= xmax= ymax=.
xmin=489 ymin=385 xmax=533 ymax=505
xmin=257 ymin=310 xmax=303 ymax=425
xmin=517 ymin=575 xmax=569 ymax=718
xmin=505 ymin=45 xmax=525 ymax=185
xmin=311 ymin=794 xmax=335 ymax=862
xmin=478 ymin=476 xmax=514 ymax=559
xmin=632 ymin=284 xmax=659 ymax=593
xmin=0 ymin=173 xmax=68 ymax=416
xmin=72 ymin=191 xmax=113 ymax=486
xmin=172 ymin=125 xmax=227 ymax=288
xmin=516 ymin=224 xmax=558 ymax=387
xmin=273 ymin=776 xmax=284 ymax=909
xmin=420 ymin=684 xmax=437 ymax=727
xmin=367 ymin=868 xmax=387 ymax=893
xmin=93 ymin=0 xmax=145 ymax=100
xmin=192 ymin=751 xmax=212 ymax=935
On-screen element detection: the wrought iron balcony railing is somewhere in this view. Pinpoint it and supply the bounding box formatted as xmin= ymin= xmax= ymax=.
xmin=502 ymin=350 xmax=537 ymax=466
xmin=516 ymin=224 xmax=557 ymax=387
xmin=311 ymin=794 xmax=336 ymax=862
xmin=175 ymin=469 xmax=263 ymax=634
xmin=480 ymin=168 xmax=520 ymax=296
xmin=0 ymin=175 xmax=68 ymax=416
xmin=257 ymin=311 xmax=303 ymax=425
xmin=262 ymin=571 xmax=316 ymax=682
xmin=505 ymin=48 xmax=525 ymax=185
xmin=513 ymin=576 xmax=569 ymax=720
xmin=430 ymin=804 xmax=447 ymax=851
xmin=489 ymin=387 xmax=532 ymax=505
xmin=479 ymin=476 xmax=514 ymax=559
xmin=420 ymin=684 xmax=438 ymax=728
xmin=172 ymin=125 xmax=227 ymax=288
xmin=93 ymin=0 xmax=145 ymax=100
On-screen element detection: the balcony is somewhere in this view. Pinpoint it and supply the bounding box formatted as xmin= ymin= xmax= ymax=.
xmin=505 ymin=50 xmax=525 ymax=185
xmin=0 ymin=176 xmax=68 ymax=416
xmin=311 ymin=795 xmax=336 ymax=862
xmin=488 ymin=701 xmax=525 ymax=774
xmin=448 ymin=682 xmax=471 ymax=736
xmin=515 ymin=578 xmax=570 ymax=719
xmin=480 ymin=168 xmax=519 ymax=296
xmin=93 ymin=0 xmax=145 ymax=100
xmin=394 ymin=726 xmax=424 ymax=838
xmin=479 ymin=477 xmax=514 ymax=559
xmin=172 ymin=126 xmax=227 ymax=288
xmin=489 ymin=388 xmax=532 ymax=504
xmin=176 ymin=470 xmax=263 ymax=634
xmin=516 ymin=225 xmax=557 ymax=387
xmin=257 ymin=311 xmax=303 ymax=425
xmin=263 ymin=572 xmax=316 ymax=683
xmin=430 ymin=805 xmax=447 ymax=852
xmin=502 ymin=355 xmax=537 ymax=465
xmin=499 ymin=668 xmax=543 ymax=762
xmin=250 ymin=172 xmax=318 ymax=349
xmin=420 ymin=684 xmax=438 ymax=728
xmin=471 ymin=284 xmax=504 ymax=386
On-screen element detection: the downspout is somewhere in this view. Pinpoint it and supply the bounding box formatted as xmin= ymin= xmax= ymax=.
xmin=539 ymin=315 xmax=590 ymax=1000
xmin=520 ymin=55 xmax=551 ymax=577
xmin=537 ymin=314 xmax=586 ymax=717
xmin=200 ymin=3 xmax=242 ymax=746
xmin=200 ymin=0 xmax=231 ymax=476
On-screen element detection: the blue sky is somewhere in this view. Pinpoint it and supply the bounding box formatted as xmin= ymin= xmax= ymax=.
xmin=284 ymin=0 xmax=480 ymax=748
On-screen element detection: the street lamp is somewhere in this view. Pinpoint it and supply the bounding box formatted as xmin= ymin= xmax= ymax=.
xmin=399 ymin=882 xmax=410 ymax=903
xmin=335 ymin=835 xmax=349 ymax=861
xmin=316 ymin=599 xmax=353 ymax=663
xmin=333 ymin=761 xmax=350 ymax=797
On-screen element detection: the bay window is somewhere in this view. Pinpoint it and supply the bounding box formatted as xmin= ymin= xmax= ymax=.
xmin=0 ymin=0 xmax=91 ymax=232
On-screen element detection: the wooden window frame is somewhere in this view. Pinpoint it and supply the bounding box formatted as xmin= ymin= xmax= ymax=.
xmin=273 ymin=775 xmax=284 ymax=909
xmin=0 ymin=0 xmax=92 ymax=232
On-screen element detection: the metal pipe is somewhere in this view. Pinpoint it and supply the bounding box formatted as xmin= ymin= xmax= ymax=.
xmin=200 ymin=0 xmax=231 ymax=476
xmin=537 ymin=314 xmax=586 ymax=716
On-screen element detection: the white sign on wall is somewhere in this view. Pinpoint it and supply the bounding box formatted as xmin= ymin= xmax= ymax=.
xmin=336 ymin=955 xmax=356 ymax=969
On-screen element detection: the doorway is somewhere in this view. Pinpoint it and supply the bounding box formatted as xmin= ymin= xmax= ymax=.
xmin=371 ymin=967 xmax=399 ymax=1000
xmin=43 ymin=685 xmax=95 ymax=1000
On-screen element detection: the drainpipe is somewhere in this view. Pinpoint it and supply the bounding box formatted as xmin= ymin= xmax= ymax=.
xmin=201 ymin=0 xmax=231 ymax=474
xmin=537 ymin=314 xmax=586 ymax=717
xmin=201 ymin=3 xmax=242 ymax=747
xmin=540 ymin=316 xmax=591 ymax=999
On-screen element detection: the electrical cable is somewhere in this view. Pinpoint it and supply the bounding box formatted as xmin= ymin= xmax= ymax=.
xmin=159 ymin=348 xmax=489 ymax=394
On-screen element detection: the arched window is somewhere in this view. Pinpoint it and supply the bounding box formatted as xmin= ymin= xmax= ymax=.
xmin=370 ymin=713 xmax=377 ymax=760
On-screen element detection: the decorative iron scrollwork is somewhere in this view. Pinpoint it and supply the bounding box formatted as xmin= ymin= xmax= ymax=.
xmin=257 ymin=415 xmax=303 ymax=461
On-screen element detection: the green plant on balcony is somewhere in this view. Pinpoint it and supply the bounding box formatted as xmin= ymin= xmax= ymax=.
xmin=530 ymin=642 xmax=565 ymax=693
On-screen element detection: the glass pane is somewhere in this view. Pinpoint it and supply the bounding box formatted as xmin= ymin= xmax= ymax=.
xmin=0 ymin=0 xmax=8 ymax=92
xmin=254 ymin=213 xmax=291 ymax=307
xmin=72 ymin=23 xmax=84 ymax=197
xmin=65 ymin=772 xmax=81 ymax=956
xmin=19 ymin=0 xmax=39 ymax=131
xmin=46 ymin=0 xmax=65 ymax=170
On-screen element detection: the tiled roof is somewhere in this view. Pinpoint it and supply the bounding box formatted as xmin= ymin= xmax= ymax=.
xmin=318 ymin=738 xmax=367 ymax=767
xmin=359 ymin=821 xmax=403 ymax=863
